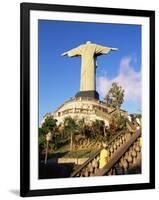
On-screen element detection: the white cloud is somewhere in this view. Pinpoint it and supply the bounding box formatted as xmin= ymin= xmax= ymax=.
xmin=97 ymin=56 xmax=141 ymax=102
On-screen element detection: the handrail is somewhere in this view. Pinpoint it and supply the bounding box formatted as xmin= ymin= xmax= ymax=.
xmin=70 ymin=129 xmax=126 ymax=177
xmin=95 ymin=129 xmax=141 ymax=176
xmin=126 ymin=119 xmax=136 ymax=131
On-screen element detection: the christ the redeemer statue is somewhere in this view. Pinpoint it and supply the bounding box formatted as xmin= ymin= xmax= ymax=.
xmin=61 ymin=41 xmax=118 ymax=99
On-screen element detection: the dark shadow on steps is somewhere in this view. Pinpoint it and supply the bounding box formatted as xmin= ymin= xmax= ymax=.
xmin=39 ymin=162 xmax=75 ymax=179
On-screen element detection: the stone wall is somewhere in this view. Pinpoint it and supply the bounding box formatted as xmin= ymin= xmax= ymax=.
xmin=58 ymin=157 xmax=89 ymax=165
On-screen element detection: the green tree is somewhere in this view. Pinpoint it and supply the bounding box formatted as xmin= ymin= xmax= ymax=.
xmin=42 ymin=115 xmax=57 ymax=133
xmin=105 ymin=82 xmax=124 ymax=109
xmin=39 ymin=127 xmax=46 ymax=154
xmin=39 ymin=116 xmax=57 ymax=153
xmin=78 ymin=118 xmax=86 ymax=136
xmin=91 ymin=120 xmax=106 ymax=140
xmin=110 ymin=111 xmax=127 ymax=132
xmin=63 ymin=117 xmax=78 ymax=151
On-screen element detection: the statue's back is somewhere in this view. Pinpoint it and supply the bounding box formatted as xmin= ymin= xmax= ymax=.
xmin=80 ymin=43 xmax=96 ymax=57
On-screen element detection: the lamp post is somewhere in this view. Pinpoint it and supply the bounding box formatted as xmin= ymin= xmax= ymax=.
xmin=44 ymin=131 xmax=52 ymax=164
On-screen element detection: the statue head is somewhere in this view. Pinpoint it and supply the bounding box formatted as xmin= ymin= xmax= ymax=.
xmin=86 ymin=41 xmax=91 ymax=44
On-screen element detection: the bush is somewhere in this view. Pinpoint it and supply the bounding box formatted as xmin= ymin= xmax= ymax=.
xmin=110 ymin=111 xmax=127 ymax=132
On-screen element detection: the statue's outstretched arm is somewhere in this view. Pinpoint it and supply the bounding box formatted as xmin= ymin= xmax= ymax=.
xmin=61 ymin=52 xmax=68 ymax=56
xmin=111 ymin=48 xmax=118 ymax=51
xmin=95 ymin=45 xmax=118 ymax=55
xmin=61 ymin=46 xmax=81 ymax=57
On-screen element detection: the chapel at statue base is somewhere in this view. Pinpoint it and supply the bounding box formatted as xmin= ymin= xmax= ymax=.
xmin=42 ymin=95 xmax=127 ymax=128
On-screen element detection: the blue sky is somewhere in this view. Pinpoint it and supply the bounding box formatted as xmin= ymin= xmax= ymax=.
xmin=39 ymin=20 xmax=141 ymax=124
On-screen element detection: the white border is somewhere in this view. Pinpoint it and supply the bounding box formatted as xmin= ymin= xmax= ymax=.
xmin=30 ymin=10 xmax=150 ymax=190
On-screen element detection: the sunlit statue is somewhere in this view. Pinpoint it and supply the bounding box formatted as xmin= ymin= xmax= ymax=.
xmin=62 ymin=41 xmax=118 ymax=99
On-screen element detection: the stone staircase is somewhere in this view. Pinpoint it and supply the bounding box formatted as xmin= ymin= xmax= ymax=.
xmin=71 ymin=128 xmax=141 ymax=177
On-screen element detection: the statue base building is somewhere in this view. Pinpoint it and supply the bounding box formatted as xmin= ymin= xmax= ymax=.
xmin=42 ymin=97 xmax=128 ymax=127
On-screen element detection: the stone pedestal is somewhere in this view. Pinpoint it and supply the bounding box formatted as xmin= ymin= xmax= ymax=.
xmin=75 ymin=90 xmax=99 ymax=100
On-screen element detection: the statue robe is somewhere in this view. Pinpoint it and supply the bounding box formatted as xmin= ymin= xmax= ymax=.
xmin=66 ymin=43 xmax=111 ymax=92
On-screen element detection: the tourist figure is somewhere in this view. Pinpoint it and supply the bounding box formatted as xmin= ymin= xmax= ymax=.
xmin=99 ymin=143 xmax=109 ymax=169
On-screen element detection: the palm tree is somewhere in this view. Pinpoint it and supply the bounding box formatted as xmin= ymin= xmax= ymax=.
xmin=41 ymin=115 xmax=57 ymax=134
xmin=91 ymin=120 xmax=104 ymax=137
xmin=63 ymin=117 xmax=78 ymax=151
xmin=40 ymin=116 xmax=58 ymax=163
xmin=78 ymin=118 xmax=86 ymax=136
xmin=40 ymin=116 xmax=57 ymax=152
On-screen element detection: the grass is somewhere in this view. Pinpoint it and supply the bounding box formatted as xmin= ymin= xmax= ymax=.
xmin=63 ymin=149 xmax=97 ymax=158
xmin=48 ymin=145 xmax=97 ymax=159
xmin=41 ymin=131 xmax=122 ymax=160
